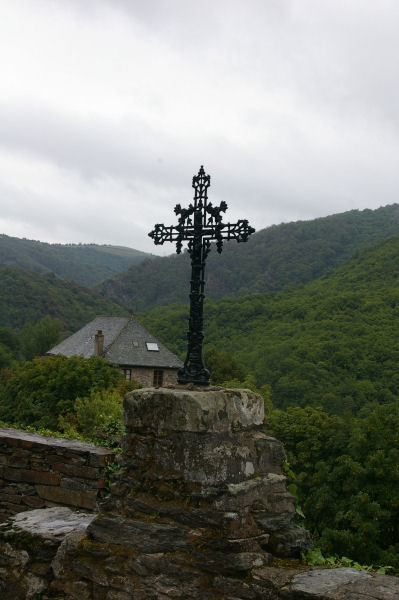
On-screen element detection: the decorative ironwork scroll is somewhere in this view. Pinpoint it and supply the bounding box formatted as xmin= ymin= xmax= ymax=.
xmin=149 ymin=166 xmax=255 ymax=385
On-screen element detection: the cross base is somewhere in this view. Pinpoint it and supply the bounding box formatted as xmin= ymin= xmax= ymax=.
xmin=178 ymin=366 xmax=210 ymax=386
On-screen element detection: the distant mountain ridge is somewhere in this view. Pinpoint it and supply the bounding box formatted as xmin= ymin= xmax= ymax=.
xmin=0 ymin=265 xmax=127 ymax=332
xmin=0 ymin=234 xmax=154 ymax=286
xmin=97 ymin=204 xmax=399 ymax=311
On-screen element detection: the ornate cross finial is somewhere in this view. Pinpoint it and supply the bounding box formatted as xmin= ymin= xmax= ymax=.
xmin=149 ymin=166 xmax=255 ymax=385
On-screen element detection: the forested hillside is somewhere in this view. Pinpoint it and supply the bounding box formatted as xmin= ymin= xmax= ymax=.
xmin=99 ymin=204 xmax=399 ymax=311
xmin=2 ymin=233 xmax=399 ymax=569
xmin=0 ymin=234 xmax=153 ymax=286
xmin=0 ymin=265 xmax=127 ymax=332
xmin=140 ymin=234 xmax=399 ymax=415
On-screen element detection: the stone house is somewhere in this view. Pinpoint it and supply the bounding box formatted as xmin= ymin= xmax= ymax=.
xmin=47 ymin=315 xmax=183 ymax=387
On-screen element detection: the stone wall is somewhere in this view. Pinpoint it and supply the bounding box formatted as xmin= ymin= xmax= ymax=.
xmin=1 ymin=388 xmax=398 ymax=599
xmin=130 ymin=366 xmax=179 ymax=387
xmin=0 ymin=428 xmax=114 ymax=521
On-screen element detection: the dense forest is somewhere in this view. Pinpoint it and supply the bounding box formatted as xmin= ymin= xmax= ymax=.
xmin=0 ymin=234 xmax=153 ymax=286
xmin=140 ymin=235 xmax=399 ymax=416
xmin=98 ymin=203 xmax=399 ymax=311
xmin=0 ymin=265 xmax=127 ymax=332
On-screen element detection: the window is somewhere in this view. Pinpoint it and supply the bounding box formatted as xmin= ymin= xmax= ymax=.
xmin=121 ymin=368 xmax=131 ymax=381
xmin=153 ymin=369 xmax=164 ymax=386
xmin=146 ymin=342 xmax=159 ymax=351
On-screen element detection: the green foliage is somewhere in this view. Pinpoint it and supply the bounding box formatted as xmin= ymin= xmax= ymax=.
xmin=268 ymin=403 xmax=399 ymax=569
xmin=0 ymin=316 xmax=62 ymax=368
xmin=203 ymin=346 xmax=247 ymax=384
xmin=74 ymin=389 xmax=124 ymax=437
xmin=301 ymin=547 xmax=393 ymax=574
xmin=141 ymin=235 xmax=399 ymax=415
xmin=100 ymin=204 xmax=399 ymax=311
xmin=20 ymin=316 xmax=62 ymax=361
xmin=0 ymin=265 xmax=127 ymax=331
xmin=0 ymin=234 xmax=152 ymax=286
xmin=0 ymin=355 xmax=121 ymax=429
xmin=0 ymin=326 xmax=21 ymax=368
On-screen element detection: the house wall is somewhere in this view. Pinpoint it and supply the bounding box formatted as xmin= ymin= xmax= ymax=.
xmin=129 ymin=366 xmax=179 ymax=387
xmin=0 ymin=428 xmax=114 ymax=522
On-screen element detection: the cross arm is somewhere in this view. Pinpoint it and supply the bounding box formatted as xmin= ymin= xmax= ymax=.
xmin=148 ymin=224 xmax=182 ymax=246
xmin=148 ymin=223 xmax=191 ymax=254
xmin=216 ymin=219 xmax=255 ymax=245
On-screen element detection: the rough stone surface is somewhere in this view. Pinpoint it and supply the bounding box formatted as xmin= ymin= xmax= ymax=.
xmin=1 ymin=389 xmax=397 ymax=599
xmin=280 ymin=567 xmax=399 ymax=599
xmin=48 ymin=388 xmax=313 ymax=598
xmin=0 ymin=428 xmax=114 ymax=520
xmin=10 ymin=506 xmax=94 ymax=539
xmin=0 ymin=506 xmax=94 ymax=600
xmin=123 ymin=386 xmax=265 ymax=433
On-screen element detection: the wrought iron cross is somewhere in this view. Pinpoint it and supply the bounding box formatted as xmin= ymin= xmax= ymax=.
xmin=149 ymin=166 xmax=255 ymax=385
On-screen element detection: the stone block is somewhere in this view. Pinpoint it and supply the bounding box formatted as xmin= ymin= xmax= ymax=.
xmin=195 ymin=550 xmax=273 ymax=575
xmin=253 ymin=432 xmax=286 ymax=473
xmin=19 ymin=439 xmax=34 ymax=449
xmin=9 ymin=457 xmax=30 ymax=468
xmin=2 ymin=503 xmax=27 ymax=515
xmin=268 ymin=526 xmax=313 ymax=558
xmin=60 ymin=476 xmax=97 ymax=492
xmin=126 ymin=495 xmax=237 ymax=530
xmin=253 ymin=511 xmax=294 ymax=532
xmin=88 ymin=515 xmax=190 ymax=553
xmin=279 ymin=567 xmax=399 ymax=599
xmin=214 ymin=474 xmax=295 ymax=511
xmin=29 ymin=461 xmax=50 ymax=472
xmin=64 ymin=451 xmax=88 ymax=463
xmin=21 ymin=495 xmax=46 ymax=508
xmin=4 ymin=467 xmax=60 ymax=485
xmin=10 ymin=506 xmax=94 ymax=540
xmin=1 ymin=493 xmax=22 ymax=504
xmin=35 ymin=484 xmax=97 ymax=510
xmin=124 ymin=387 xmax=264 ymax=434
xmin=47 ymin=453 xmax=70 ymax=463
xmin=5 ymin=436 xmax=20 ymax=447
xmin=52 ymin=461 xmax=100 ymax=479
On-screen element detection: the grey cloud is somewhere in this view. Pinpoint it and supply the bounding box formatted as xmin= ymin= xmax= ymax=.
xmin=0 ymin=97 xmax=398 ymax=244
xmin=1 ymin=0 xmax=399 ymax=251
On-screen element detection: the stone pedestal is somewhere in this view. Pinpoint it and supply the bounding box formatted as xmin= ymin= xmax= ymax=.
xmin=53 ymin=387 xmax=310 ymax=598
xmin=95 ymin=388 xmax=309 ymax=558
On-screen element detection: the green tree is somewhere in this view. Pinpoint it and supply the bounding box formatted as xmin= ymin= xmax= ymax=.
xmin=268 ymin=403 xmax=399 ymax=568
xmin=0 ymin=355 xmax=121 ymax=429
xmin=203 ymin=346 xmax=247 ymax=384
xmin=0 ymin=326 xmax=21 ymax=367
xmin=20 ymin=315 xmax=62 ymax=360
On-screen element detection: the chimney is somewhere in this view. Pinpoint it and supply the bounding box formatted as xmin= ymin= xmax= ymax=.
xmin=94 ymin=330 xmax=104 ymax=356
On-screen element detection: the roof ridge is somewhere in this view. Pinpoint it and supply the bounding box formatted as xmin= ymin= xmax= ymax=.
xmin=101 ymin=316 xmax=131 ymax=355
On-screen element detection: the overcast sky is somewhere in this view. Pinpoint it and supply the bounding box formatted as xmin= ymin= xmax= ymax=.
xmin=0 ymin=0 xmax=398 ymax=254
